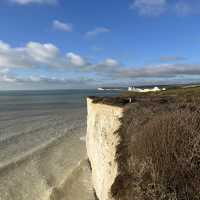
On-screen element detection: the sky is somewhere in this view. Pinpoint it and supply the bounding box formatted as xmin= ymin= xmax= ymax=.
xmin=1 ymin=0 xmax=200 ymax=90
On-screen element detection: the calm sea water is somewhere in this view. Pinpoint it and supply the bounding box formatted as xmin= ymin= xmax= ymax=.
xmin=0 ymin=89 xmax=121 ymax=200
xmin=0 ymin=89 xmax=121 ymax=111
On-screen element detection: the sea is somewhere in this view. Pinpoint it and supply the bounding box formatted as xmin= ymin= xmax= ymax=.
xmin=0 ymin=89 xmax=121 ymax=200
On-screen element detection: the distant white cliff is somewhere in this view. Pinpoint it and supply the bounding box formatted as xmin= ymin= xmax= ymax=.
xmin=128 ymin=86 xmax=166 ymax=92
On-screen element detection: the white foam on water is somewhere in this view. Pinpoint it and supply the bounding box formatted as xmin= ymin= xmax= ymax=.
xmin=0 ymin=124 xmax=94 ymax=200
xmin=0 ymin=89 xmax=121 ymax=200
xmin=49 ymin=159 xmax=95 ymax=200
xmin=0 ymin=106 xmax=94 ymax=200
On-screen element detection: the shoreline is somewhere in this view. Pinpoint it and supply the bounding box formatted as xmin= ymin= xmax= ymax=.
xmin=0 ymin=120 xmax=94 ymax=200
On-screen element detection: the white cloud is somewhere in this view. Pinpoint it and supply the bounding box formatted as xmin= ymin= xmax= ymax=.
xmin=0 ymin=41 xmax=35 ymax=68
xmin=0 ymin=67 xmax=15 ymax=82
xmin=0 ymin=73 xmax=95 ymax=89
xmin=92 ymin=58 xmax=121 ymax=75
xmin=0 ymin=68 xmax=9 ymax=74
xmin=9 ymin=0 xmax=57 ymax=5
xmin=121 ymin=63 xmax=200 ymax=78
xmin=66 ymin=53 xmax=87 ymax=67
xmin=85 ymin=27 xmax=110 ymax=38
xmin=0 ymin=41 xmax=10 ymax=51
xmin=132 ymin=0 xmax=167 ymax=16
xmin=26 ymin=42 xmax=59 ymax=62
xmin=104 ymin=58 xmax=119 ymax=67
xmin=0 ymin=41 xmax=85 ymax=69
xmin=1 ymin=40 xmax=200 ymax=87
xmin=53 ymin=20 xmax=73 ymax=32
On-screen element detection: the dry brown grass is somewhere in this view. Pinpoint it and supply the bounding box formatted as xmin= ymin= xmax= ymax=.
xmin=111 ymin=96 xmax=200 ymax=200
xmin=132 ymin=106 xmax=200 ymax=200
xmin=90 ymin=87 xmax=200 ymax=199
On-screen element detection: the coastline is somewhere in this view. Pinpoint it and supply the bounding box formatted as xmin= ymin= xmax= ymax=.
xmin=0 ymin=122 xmax=95 ymax=200
xmin=86 ymin=87 xmax=200 ymax=200
xmin=0 ymin=89 xmax=121 ymax=200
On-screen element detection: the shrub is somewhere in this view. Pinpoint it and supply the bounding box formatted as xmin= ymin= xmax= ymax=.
xmin=130 ymin=105 xmax=200 ymax=200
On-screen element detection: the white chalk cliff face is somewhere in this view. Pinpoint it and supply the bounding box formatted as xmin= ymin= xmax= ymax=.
xmin=86 ymin=98 xmax=123 ymax=200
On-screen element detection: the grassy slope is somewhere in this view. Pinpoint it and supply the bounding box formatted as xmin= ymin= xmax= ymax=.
xmin=90 ymin=87 xmax=200 ymax=199
xmin=111 ymin=86 xmax=200 ymax=200
xmin=91 ymin=86 xmax=200 ymax=107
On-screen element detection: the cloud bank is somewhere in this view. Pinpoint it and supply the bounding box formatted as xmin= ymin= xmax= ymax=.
xmin=131 ymin=0 xmax=200 ymax=16
xmin=132 ymin=0 xmax=166 ymax=16
xmin=1 ymin=41 xmax=200 ymax=88
xmin=159 ymin=56 xmax=186 ymax=62
xmin=121 ymin=64 xmax=200 ymax=78
xmin=0 ymin=41 xmax=86 ymax=69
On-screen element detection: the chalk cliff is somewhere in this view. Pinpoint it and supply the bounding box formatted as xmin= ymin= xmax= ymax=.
xmin=86 ymin=90 xmax=200 ymax=200
xmin=86 ymin=98 xmax=123 ymax=200
xmin=86 ymin=95 xmax=180 ymax=200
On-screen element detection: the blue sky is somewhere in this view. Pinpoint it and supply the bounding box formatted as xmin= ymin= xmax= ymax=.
xmin=0 ymin=0 xmax=200 ymax=90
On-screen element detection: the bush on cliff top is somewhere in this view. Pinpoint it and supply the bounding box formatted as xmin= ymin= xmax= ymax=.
xmin=111 ymin=93 xmax=200 ymax=200
xmin=132 ymin=106 xmax=200 ymax=200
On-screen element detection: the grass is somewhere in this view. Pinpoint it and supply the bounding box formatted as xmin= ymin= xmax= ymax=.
xmin=91 ymin=86 xmax=200 ymax=107
xmin=106 ymin=86 xmax=200 ymax=200
xmin=130 ymin=107 xmax=200 ymax=200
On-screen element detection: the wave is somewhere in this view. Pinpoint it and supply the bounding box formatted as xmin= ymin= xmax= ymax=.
xmin=49 ymin=159 xmax=95 ymax=200
xmin=0 ymin=124 xmax=90 ymax=200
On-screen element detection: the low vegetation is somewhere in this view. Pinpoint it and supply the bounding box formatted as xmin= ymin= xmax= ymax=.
xmin=109 ymin=86 xmax=200 ymax=200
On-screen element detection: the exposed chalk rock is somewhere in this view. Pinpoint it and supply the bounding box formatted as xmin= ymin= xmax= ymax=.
xmin=86 ymin=97 xmax=123 ymax=200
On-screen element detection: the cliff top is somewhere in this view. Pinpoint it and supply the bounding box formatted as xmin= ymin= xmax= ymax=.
xmin=87 ymin=85 xmax=200 ymax=200
xmin=88 ymin=86 xmax=200 ymax=107
xmin=88 ymin=96 xmax=130 ymax=107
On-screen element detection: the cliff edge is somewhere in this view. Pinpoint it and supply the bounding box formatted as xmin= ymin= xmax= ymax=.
xmin=86 ymin=97 xmax=123 ymax=200
xmin=86 ymin=88 xmax=200 ymax=200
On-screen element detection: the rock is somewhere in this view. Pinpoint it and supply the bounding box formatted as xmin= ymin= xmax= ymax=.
xmin=86 ymin=98 xmax=123 ymax=200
